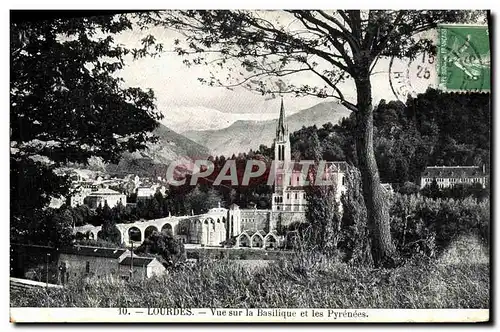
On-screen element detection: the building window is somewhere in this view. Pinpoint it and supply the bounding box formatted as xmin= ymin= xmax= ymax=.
xmin=295 ymin=193 xmax=298 ymax=199
xmin=287 ymin=193 xmax=289 ymax=199
xmin=85 ymin=261 xmax=90 ymax=274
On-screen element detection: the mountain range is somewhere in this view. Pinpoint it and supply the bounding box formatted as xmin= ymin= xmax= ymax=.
xmin=183 ymin=101 xmax=352 ymax=157
xmin=106 ymin=123 xmax=210 ymax=177
xmin=160 ymin=106 xmax=283 ymax=133
xmin=105 ymin=101 xmax=351 ymax=177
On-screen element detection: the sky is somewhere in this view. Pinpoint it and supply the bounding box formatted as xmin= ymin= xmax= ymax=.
xmin=111 ymin=12 xmax=438 ymax=131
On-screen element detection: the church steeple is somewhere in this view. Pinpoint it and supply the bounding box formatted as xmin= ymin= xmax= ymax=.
xmin=274 ymin=98 xmax=291 ymax=163
xmin=276 ymin=98 xmax=287 ymax=140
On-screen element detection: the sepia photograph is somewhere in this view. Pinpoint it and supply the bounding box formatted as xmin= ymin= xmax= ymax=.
xmin=9 ymin=8 xmax=491 ymax=323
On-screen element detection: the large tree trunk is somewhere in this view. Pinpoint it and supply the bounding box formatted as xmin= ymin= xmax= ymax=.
xmin=354 ymin=75 xmax=396 ymax=267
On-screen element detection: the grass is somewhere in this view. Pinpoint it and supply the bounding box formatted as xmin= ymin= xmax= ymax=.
xmin=11 ymin=250 xmax=489 ymax=308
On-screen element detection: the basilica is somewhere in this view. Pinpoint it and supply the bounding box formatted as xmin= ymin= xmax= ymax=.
xmin=75 ymin=100 xmax=348 ymax=248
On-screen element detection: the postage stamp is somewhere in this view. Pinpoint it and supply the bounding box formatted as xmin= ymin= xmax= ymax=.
xmin=437 ymin=24 xmax=491 ymax=92
xmin=9 ymin=10 xmax=490 ymax=324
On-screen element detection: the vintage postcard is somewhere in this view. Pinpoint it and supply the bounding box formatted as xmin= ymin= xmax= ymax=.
xmin=9 ymin=9 xmax=491 ymax=323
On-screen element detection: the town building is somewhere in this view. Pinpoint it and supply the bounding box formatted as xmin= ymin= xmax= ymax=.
xmin=420 ymin=165 xmax=489 ymax=189
xmin=68 ymin=186 xmax=94 ymax=207
xmin=136 ymin=186 xmax=157 ymax=201
xmin=84 ymin=188 xmax=126 ymax=209
xmin=59 ymin=246 xmax=132 ymax=282
xmin=118 ymin=256 xmax=167 ymax=281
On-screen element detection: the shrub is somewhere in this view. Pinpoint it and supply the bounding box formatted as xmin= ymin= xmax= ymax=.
xmin=390 ymin=194 xmax=489 ymax=259
xmin=135 ymin=230 xmax=186 ymax=267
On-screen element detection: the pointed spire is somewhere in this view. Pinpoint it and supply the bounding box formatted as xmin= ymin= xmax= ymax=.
xmin=276 ymin=97 xmax=286 ymax=139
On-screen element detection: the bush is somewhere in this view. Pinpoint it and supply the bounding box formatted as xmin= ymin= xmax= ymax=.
xmin=390 ymin=194 xmax=489 ymax=259
xmin=135 ymin=230 xmax=186 ymax=267
xmin=395 ymin=181 xmax=421 ymax=195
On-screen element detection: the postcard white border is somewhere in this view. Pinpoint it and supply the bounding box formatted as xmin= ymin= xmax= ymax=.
xmin=9 ymin=308 xmax=489 ymax=323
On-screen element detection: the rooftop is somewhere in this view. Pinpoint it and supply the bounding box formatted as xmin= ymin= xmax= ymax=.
xmin=119 ymin=256 xmax=156 ymax=267
xmin=87 ymin=188 xmax=124 ymax=196
xmin=422 ymin=165 xmax=488 ymax=178
xmin=60 ymin=246 xmax=128 ymax=259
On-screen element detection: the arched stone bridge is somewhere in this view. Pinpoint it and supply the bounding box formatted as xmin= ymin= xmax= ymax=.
xmin=73 ymin=207 xmax=230 ymax=247
xmin=74 ymin=216 xmax=181 ymax=245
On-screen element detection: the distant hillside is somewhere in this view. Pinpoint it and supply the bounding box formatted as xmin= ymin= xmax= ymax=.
xmin=161 ymin=106 xmax=280 ymax=133
xmin=106 ymin=123 xmax=210 ymax=177
xmin=184 ymin=101 xmax=351 ymax=157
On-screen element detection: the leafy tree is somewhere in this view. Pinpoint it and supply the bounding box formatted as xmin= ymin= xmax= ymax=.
xmin=184 ymin=186 xmax=223 ymax=214
xmin=146 ymin=196 xmax=162 ymax=219
xmin=111 ymin=200 xmax=128 ymax=223
xmin=135 ymin=230 xmax=186 ymax=266
xmin=11 ymin=13 xmax=161 ymax=243
xmin=99 ymin=219 xmax=122 ymax=244
xmin=421 ymin=179 xmax=441 ymax=199
xmin=339 ymin=166 xmax=372 ymax=265
xmin=304 ymin=184 xmax=342 ymax=256
xmin=101 ymin=201 xmax=112 ymax=221
xmin=142 ymin=10 xmax=482 ymax=265
xmin=12 ymin=208 xmax=74 ymax=248
xmin=396 ymin=182 xmax=421 ymax=196
xmin=70 ymin=204 xmax=95 ymax=227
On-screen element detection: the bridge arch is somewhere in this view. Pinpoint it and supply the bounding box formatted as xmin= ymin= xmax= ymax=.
xmin=145 ymin=225 xmax=158 ymax=239
xmin=128 ymin=226 xmax=142 ymax=242
xmin=161 ymin=223 xmax=172 ymax=234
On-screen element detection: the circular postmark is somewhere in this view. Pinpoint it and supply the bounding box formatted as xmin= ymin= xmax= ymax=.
xmin=389 ymin=52 xmax=438 ymax=102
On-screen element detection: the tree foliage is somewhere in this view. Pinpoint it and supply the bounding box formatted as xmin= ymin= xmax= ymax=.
xmin=135 ymin=230 xmax=186 ymax=267
xmin=11 ymin=13 xmax=163 ymax=243
xmin=304 ymin=183 xmax=342 ymax=256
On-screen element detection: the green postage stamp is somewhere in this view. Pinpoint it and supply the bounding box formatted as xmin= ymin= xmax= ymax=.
xmin=437 ymin=24 xmax=490 ymax=92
